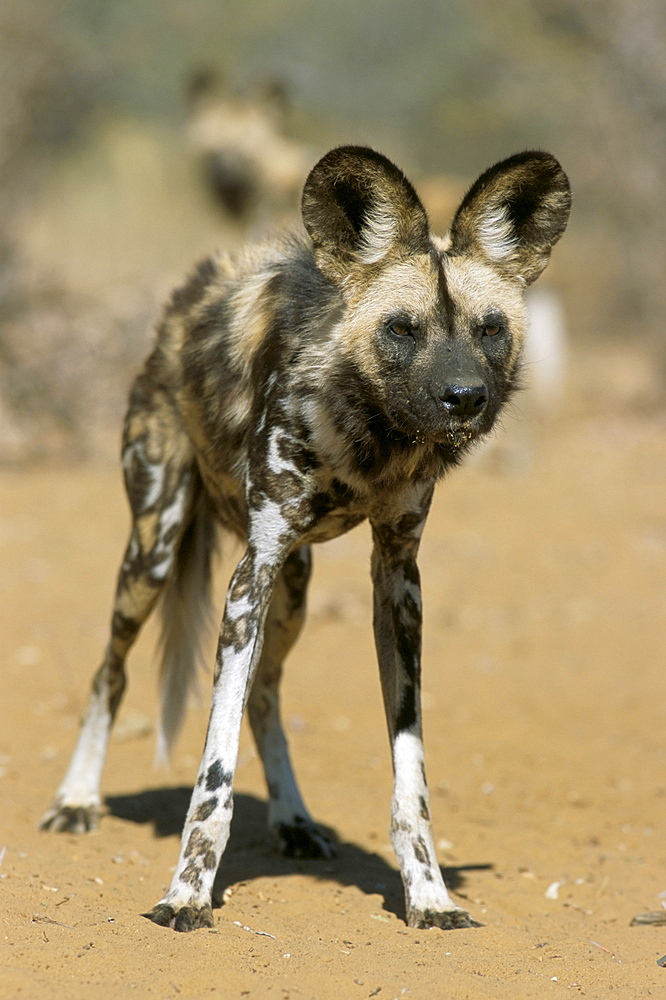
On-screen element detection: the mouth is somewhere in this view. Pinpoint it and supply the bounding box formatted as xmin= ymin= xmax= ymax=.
xmin=434 ymin=418 xmax=487 ymax=449
xmin=400 ymin=413 xmax=489 ymax=450
xmin=385 ymin=394 xmax=496 ymax=450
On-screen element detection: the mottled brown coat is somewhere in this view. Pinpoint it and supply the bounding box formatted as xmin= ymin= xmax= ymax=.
xmin=42 ymin=146 xmax=570 ymax=933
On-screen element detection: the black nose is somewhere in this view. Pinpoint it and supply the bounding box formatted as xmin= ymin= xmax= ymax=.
xmin=439 ymin=381 xmax=488 ymax=419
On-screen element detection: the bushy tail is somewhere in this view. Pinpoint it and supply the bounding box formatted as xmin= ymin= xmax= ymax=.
xmin=156 ymin=486 xmax=218 ymax=763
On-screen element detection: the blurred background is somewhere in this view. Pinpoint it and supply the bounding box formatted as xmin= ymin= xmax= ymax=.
xmin=1 ymin=0 xmax=664 ymax=463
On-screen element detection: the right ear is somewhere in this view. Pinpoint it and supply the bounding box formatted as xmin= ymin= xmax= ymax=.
xmin=447 ymin=151 xmax=571 ymax=285
xmin=301 ymin=146 xmax=431 ymax=287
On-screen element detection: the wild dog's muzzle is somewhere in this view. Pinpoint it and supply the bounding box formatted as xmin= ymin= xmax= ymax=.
xmin=417 ymin=369 xmax=494 ymax=447
xmin=438 ymin=377 xmax=488 ymax=420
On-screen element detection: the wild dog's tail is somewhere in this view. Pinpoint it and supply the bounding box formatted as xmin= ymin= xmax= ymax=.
xmin=156 ymin=482 xmax=218 ymax=763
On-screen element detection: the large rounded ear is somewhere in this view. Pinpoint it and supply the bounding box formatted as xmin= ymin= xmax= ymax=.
xmin=448 ymin=151 xmax=571 ymax=285
xmin=301 ymin=146 xmax=431 ymax=286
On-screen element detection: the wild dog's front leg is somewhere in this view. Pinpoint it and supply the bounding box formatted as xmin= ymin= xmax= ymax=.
xmin=371 ymin=511 xmax=477 ymax=930
xmin=144 ymin=540 xmax=284 ymax=931
xmin=248 ymin=546 xmax=335 ymax=860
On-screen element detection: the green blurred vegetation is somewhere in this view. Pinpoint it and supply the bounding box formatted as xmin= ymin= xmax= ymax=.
xmin=1 ymin=0 xmax=664 ymax=460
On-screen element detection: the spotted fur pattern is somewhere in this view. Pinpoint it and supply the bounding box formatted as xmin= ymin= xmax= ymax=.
xmin=41 ymin=146 xmax=570 ymax=932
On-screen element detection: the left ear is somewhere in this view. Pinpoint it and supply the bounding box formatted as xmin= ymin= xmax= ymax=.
xmin=301 ymin=145 xmax=431 ymax=287
xmin=447 ymin=151 xmax=571 ymax=285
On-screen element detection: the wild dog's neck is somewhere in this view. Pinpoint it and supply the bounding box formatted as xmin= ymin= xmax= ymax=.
xmin=296 ymin=362 xmax=464 ymax=495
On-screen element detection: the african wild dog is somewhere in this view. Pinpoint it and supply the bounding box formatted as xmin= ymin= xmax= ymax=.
xmin=41 ymin=146 xmax=570 ymax=931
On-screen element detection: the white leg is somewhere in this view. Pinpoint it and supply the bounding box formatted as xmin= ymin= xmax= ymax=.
xmin=144 ymin=533 xmax=291 ymax=930
xmin=371 ymin=513 xmax=477 ymax=929
xmin=248 ymin=547 xmax=335 ymax=858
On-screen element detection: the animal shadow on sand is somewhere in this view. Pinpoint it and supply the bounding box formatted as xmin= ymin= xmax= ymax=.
xmin=106 ymin=785 xmax=492 ymax=922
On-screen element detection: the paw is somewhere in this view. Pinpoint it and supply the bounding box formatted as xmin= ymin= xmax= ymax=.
xmin=143 ymin=903 xmax=214 ymax=932
xmin=274 ymin=817 xmax=336 ymax=859
xmin=407 ymin=905 xmax=481 ymax=930
xmin=39 ymin=804 xmax=100 ymax=834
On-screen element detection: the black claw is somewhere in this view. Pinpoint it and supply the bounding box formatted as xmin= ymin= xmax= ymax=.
xmin=444 ymin=909 xmax=483 ymax=929
xmin=174 ymin=906 xmax=214 ymax=932
xmin=40 ymin=805 xmax=99 ymax=834
xmin=275 ymin=819 xmax=336 ymax=859
xmin=143 ymin=904 xmax=176 ymax=928
xmin=409 ymin=907 xmax=481 ymax=930
xmin=143 ymin=903 xmax=214 ymax=932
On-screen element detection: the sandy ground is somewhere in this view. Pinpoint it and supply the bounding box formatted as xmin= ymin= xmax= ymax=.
xmin=1 ymin=348 xmax=666 ymax=999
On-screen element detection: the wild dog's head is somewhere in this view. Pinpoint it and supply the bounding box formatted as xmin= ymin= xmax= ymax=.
xmin=302 ymin=146 xmax=570 ymax=452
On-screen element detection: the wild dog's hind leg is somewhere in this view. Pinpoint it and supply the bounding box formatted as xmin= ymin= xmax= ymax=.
xmin=248 ymin=545 xmax=335 ymax=859
xmin=41 ymin=380 xmax=194 ymax=833
xmin=371 ymin=506 xmax=478 ymax=930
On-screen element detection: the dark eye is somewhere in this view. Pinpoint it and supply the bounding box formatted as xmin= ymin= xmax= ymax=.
xmin=483 ymin=323 xmax=502 ymax=337
xmin=389 ymin=321 xmax=413 ymax=338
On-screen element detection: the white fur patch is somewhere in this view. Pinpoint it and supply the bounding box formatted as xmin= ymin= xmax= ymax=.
xmin=267 ymin=426 xmax=301 ymax=478
xmin=151 ymin=484 xmax=190 ymax=580
xmin=48 ymin=688 xmax=112 ymax=809
xmin=478 ymin=202 xmax=518 ymax=263
xmin=358 ymin=200 xmax=399 ymax=264
xmin=122 ymin=443 xmax=165 ymax=512
xmin=249 ymin=496 xmax=292 ymax=560
xmin=390 ymin=731 xmax=458 ymax=914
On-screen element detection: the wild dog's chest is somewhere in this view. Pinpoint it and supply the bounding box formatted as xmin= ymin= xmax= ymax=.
xmin=250 ymin=468 xmax=370 ymax=547
xmin=196 ymin=443 xmax=369 ymax=545
xmin=193 ymin=395 xmax=428 ymax=548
